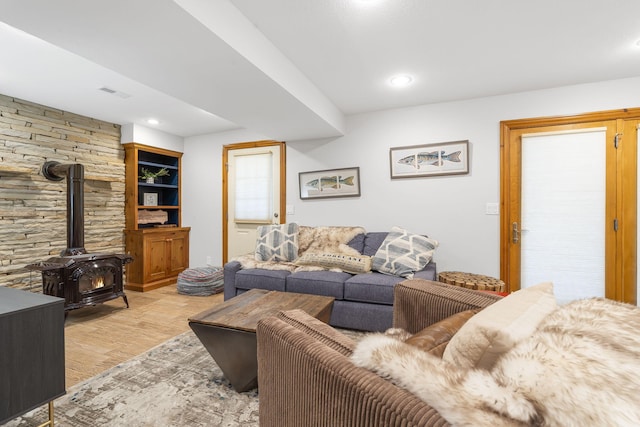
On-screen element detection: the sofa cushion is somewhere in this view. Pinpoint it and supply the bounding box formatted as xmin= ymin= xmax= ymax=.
xmin=255 ymin=223 xmax=299 ymax=262
xmin=347 ymin=233 xmax=366 ymax=254
xmin=372 ymin=227 xmax=438 ymax=278
xmin=295 ymin=252 xmax=372 ymax=274
xmin=344 ymin=273 xmax=404 ymax=305
xmin=361 ymin=232 xmax=388 ymax=256
xmin=330 ymin=300 xmax=393 ymax=332
xmin=443 ymin=281 xmax=557 ymax=370
xmin=286 ymin=271 xmax=352 ymax=299
xmin=404 ymin=309 xmax=478 ymax=358
xmin=235 ymin=268 xmax=290 ymax=292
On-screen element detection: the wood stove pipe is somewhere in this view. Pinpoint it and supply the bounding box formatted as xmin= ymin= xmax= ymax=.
xmin=42 ymin=161 xmax=87 ymax=256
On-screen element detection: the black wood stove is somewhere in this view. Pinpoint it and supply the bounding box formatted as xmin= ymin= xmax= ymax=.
xmin=27 ymin=161 xmax=132 ymax=312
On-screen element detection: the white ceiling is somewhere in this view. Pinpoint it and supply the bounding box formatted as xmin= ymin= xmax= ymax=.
xmin=1 ymin=0 xmax=640 ymax=140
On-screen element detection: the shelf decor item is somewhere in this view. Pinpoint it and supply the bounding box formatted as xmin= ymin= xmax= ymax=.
xmin=139 ymin=167 xmax=169 ymax=184
xmin=299 ymin=167 xmax=361 ymax=200
xmin=390 ymin=140 xmax=470 ymax=178
xmin=143 ymin=192 xmax=158 ymax=206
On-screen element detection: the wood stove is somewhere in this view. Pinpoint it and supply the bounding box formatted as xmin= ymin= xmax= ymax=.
xmin=27 ymin=161 xmax=131 ymax=312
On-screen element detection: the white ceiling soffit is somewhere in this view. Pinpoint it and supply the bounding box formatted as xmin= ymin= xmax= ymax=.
xmin=0 ymin=0 xmax=345 ymax=140
xmin=0 ymin=22 xmax=237 ymax=138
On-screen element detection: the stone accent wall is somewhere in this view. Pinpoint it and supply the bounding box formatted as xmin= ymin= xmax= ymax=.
xmin=0 ymin=94 xmax=125 ymax=290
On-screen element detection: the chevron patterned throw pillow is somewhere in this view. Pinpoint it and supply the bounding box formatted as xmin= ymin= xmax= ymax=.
xmin=255 ymin=223 xmax=300 ymax=262
xmin=372 ymin=226 xmax=438 ymax=278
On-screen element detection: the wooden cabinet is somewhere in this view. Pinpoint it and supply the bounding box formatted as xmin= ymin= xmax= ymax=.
xmin=123 ymin=143 xmax=190 ymax=292
xmin=0 ymin=287 xmax=65 ymax=425
xmin=124 ymin=227 xmax=190 ymax=292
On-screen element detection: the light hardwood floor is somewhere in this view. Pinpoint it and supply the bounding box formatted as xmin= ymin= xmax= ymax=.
xmin=63 ymin=285 xmax=223 ymax=387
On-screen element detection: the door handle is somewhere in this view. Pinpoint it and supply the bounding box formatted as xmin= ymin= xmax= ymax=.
xmin=512 ymin=222 xmax=519 ymax=244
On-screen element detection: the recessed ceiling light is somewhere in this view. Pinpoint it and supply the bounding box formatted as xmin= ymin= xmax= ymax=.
xmin=147 ymin=118 xmax=159 ymax=125
xmin=389 ymin=74 xmax=413 ymax=87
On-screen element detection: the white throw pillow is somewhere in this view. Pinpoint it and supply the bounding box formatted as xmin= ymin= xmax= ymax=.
xmin=442 ymin=281 xmax=557 ymax=370
xmin=372 ymin=226 xmax=438 ymax=278
xmin=254 ymin=223 xmax=299 ymax=262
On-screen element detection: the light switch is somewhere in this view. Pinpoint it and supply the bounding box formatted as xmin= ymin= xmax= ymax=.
xmin=485 ymin=202 xmax=499 ymax=215
xmin=286 ymin=204 xmax=295 ymax=215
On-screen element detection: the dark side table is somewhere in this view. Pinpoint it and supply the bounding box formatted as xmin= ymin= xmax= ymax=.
xmin=0 ymin=287 xmax=66 ymax=426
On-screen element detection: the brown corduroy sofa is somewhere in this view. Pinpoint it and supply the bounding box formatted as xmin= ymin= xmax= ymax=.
xmin=256 ymin=279 xmax=503 ymax=426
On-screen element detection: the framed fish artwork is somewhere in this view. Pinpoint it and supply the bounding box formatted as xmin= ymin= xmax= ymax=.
xmin=299 ymin=167 xmax=361 ymax=199
xmin=389 ymin=140 xmax=470 ymax=178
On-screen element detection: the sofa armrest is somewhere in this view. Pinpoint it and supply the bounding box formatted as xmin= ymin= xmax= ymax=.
xmin=257 ymin=310 xmax=447 ymax=427
xmin=273 ymin=309 xmax=356 ymax=355
xmin=393 ymin=279 xmax=502 ymax=334
xmin=412 ymin=260 xmax=437 ymax=281
xmin=223 ymin=261 xmax=242 ymax=301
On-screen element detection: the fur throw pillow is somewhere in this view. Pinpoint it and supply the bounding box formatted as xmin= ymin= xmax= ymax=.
xmin=352 ymin=298 xmax=640 ymax=427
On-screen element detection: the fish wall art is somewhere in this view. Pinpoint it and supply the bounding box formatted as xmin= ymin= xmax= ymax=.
xmin=397 ymin=150 xmax=461 ymax=169
xmin=299 ymin=167 xmax=361 ymax=199
xmin=390 ymin=140 xmax=469 ymax=178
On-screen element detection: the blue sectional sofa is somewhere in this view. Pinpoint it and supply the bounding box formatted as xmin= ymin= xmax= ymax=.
xmin=223 ymin=231 xmax=437 ymax=332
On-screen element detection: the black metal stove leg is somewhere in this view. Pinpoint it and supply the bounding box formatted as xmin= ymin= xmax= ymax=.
xmin=122 ymin=294 xmax=129 ymax=308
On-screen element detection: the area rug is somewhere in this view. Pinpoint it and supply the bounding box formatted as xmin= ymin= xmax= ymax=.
xmin=4 ymin=331 xmax=259 ymax=427
xmin=5 ymin=328 xmax=366 ymax=427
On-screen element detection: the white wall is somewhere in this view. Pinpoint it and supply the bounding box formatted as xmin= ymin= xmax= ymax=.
xmin=121 ymin=123 xmax=184 ymax=152
xmin=183 ymin=129 xmax=268 ymax=267
xmin=184 ymin=76 xmax=640 ymax=276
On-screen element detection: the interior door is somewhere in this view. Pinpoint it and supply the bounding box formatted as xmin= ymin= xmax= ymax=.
xmin=223 ymin=141 xmax=286 ymax=263
xmin=519 ymin=125 xmax=614 ymax=303
xmin=501 ymin=110 xmax=639 ymax=305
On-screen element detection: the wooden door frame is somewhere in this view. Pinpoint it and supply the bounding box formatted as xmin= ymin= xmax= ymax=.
xmin=500 ymin=108 xmax=640 ymax=303
xmin=222 ymin=140 xmax=286 ymax=264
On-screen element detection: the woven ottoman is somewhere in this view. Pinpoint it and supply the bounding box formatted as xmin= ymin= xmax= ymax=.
xmin=177 ymin=267 xmax=224 ymax=296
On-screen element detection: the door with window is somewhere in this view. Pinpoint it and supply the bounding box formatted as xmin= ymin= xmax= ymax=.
xmin=223 ymin=141 xmax=286 ymax=263
xmin=501 ymin=110 xmax=639 ymax=304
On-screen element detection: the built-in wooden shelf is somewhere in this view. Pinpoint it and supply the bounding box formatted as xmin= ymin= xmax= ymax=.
xmin=0 ymin=165 xmax=34 ymax=174
xmin=0 ymin=167 xmax=123 ymax=183
xmin=84 ymin=174 xmax=124 ymax=183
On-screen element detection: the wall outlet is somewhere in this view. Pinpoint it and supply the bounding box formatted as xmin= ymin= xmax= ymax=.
xmin=206 ymin=256 xmax=212 ymax=265
xmin=485 ymin=202 xmax=499 ymax=215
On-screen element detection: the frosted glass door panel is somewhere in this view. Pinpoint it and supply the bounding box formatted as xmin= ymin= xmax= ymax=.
xmin=521 ymin=129 xmax=606 ymax=304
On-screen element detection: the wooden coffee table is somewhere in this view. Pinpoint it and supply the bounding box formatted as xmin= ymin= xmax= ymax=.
xmin=188 ymin=289 xmax=334 ymax=392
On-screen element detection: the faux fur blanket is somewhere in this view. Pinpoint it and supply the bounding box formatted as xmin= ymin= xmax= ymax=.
xmin=352 ymin=298 xmax=640 ymax=426
xmin=233 ymin=225 xmax=365 ymax=272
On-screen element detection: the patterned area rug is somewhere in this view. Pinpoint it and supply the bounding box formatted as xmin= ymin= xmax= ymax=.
xmin=5 ymin=328 xmax=366 ymax=427
xmin=4 ymin=331 xmax=259 ymax=427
